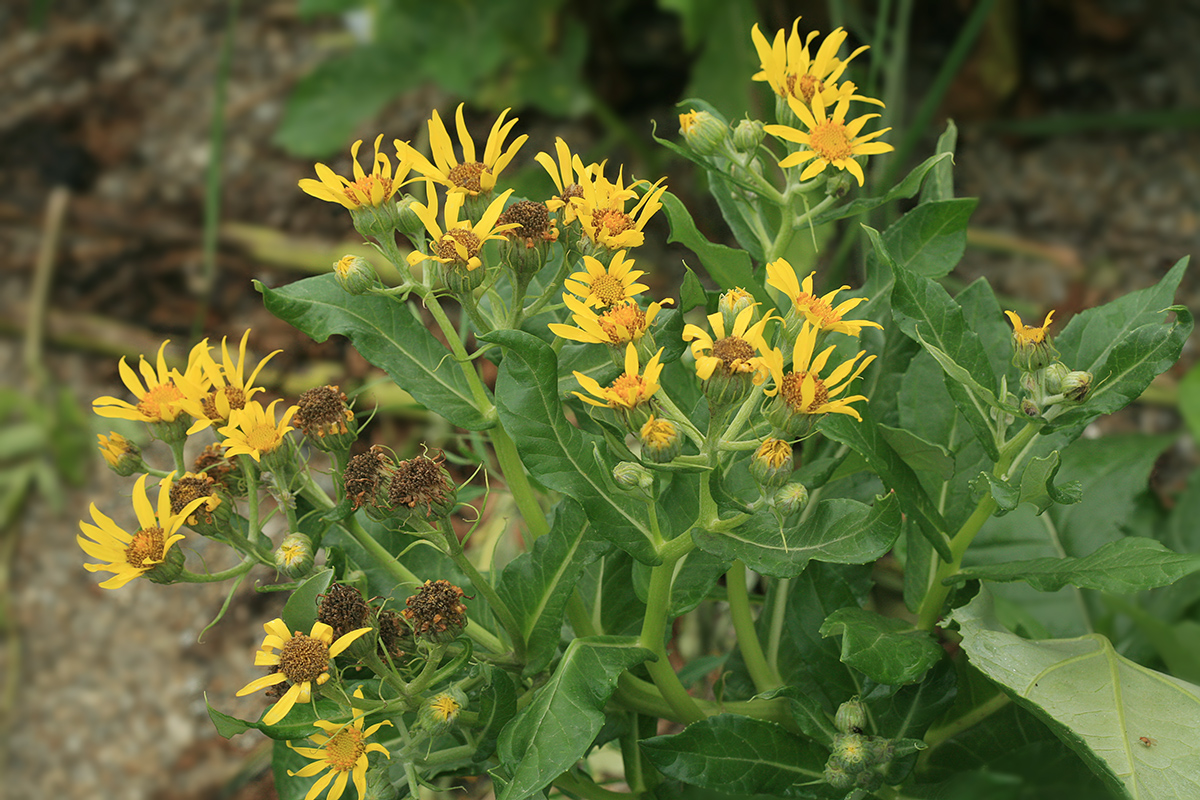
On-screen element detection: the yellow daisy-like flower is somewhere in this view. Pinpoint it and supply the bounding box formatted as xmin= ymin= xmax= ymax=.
xmin=751 ymin=22 xmax=876 ymax=108
xmin=571 ymin=343 xmax=665 ymax=410
xmin=764 ymin=92 xmax=893 ymax=186
xmin=287 ymin=686 xmax=391 ymax=800
xmin=92 ymin=340 xmax=211 ymax=424
xmin=299 ymin=135 xmax=410 ymax=210
xmin=764 ymin=321 xmax=875 ymax=422
xmin=548 ymin=293 xmax=673 ymax=346
xmin=97 ymin=432 xmax=136 ymax=470
xmin=534 ymin=137 xmax=596 ymax=224
xmin=1004 ymin=309 xmax=1055 ymax=346
xmin=406 ymin=181 xmax=516 ymax=271
xmin=77 ymin=473 xmax=206 ymax=590
xmin=766 ymin=259 xmax=882 ymax=337
xmin=176 ymin=330 xmax=280 ymax=434
xmin=682 ymin=304 xmax=775 ymax=382
xmin=395 ymin=104 xmax=527 ymax=197
xmin=237 ymin=619 xmax=373 ymax=727
xmin=218 ymin=398 xmax=298 ymax=463
xmin=574 ymin=170 xmax=667 ymax=251
xmin=563 ymin=250 xmax=649 ymax=308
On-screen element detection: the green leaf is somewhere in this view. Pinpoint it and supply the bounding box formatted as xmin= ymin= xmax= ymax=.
xmin=496 ymin=498 xmax=610 ymax=675
xmin=692 ymin=494 xmax=902 ymax=578
xmin=482 ymin=329 xmax=660 ymax=564
xmin=820 ymin=608 xmax=944 ymax=686
xmin=640 ymin=714 xmax=831 ymax=796
xmin=952 ymin=588 xmax=1200 ymax=800
xmin=205 ymin=694 xmax=339 ymax=742
xmin=915 ymin=331 xmax=1017 ymax=417
xmin=821 ymin=410 xmax=952 ymax=561
xmin=919 ymin=120 xmax=958 ymax=204
xmin=281 ymin=568 xmax=334 ymax=634
xmin=495 ymin=636 xmax=652 ymax=800
xmin=659 ymin=190 xmax=771 ymax=306
xmin=880 ymin=198 xmax=977 ymax=278
xmin=259 ymin=275 xmax=493 ymax=430
xmin=472 ymin=665 xmax=518 ymax=761
xmin=970 ymin=451 xmax=1081 ymax=517
xmin=679 ymin=262 xmax=710 ymax=313
xmin=1181 ymin=360 xmax=1200 ymax=444
xmin=950 ymin=537 xmax=1200 ymax=593
xmin=759 ymin=685 xmax=838 ymax=745
xmin=808 ymin=153 xmax=953 ymax=227
xmin=878 ymin=423 xmax=955 ymax=482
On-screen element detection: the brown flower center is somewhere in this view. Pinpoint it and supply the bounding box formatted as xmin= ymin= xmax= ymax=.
xmin=808 ymin=120 xmax=854 ymax=162
xmin=125 ymin=526 xmax=166 ymax=569
xmin=201 ymin=386 xmax=247 ymax=422
xmin=781 ymin=371 xmax=829 ymax=413
xmin=711 ymin=336 xmax=755 ymax=372
xmin=796 ymin=74 xmax=824 ymax=104
xmin=447 ymin=161 xmax=488 ymax=193
xmin=170 ymin=474 xmax=217 ymax=522
xmin=278 ymin=634 xmax=330 ymax=684
xmin=434 ymin=228 xmax=482 ymax=264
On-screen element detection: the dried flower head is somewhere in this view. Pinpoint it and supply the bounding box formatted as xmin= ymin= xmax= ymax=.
xmin=403 ymin=580 xmax=468 ymax=641
xmin=343 ymin=446 xmax=393 ymax=512
xmin=387 ymin=451 xmax=457 ymax=521
xmin=318 ymin=583 xmax=372 ymax=642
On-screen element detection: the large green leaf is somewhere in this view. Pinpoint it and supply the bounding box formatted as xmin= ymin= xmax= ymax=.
xmin=949 ymin=537 xmax=1200 ymax=593
xmin=808 ymin=153 xmax=953 ymax=227
xmin=953 ymin=589 xmax=1200 ymax=800
xmin=691 ymin=494 xmax=901 ymax=578
xmin=880 ymin=198 xmax=976 ymax=278
xmin=281 ymin=568 xmax=334 ymax=634
xmin=495 ymin=636 xmax=652 ymax=800
xmin=918 ymin=120 xmax=958 ymax=204
xmin=659 ymin=190 xmax=771 ymax=306
xmin=482 ymin=329 xmax=659 ymax=564
xmin=259 ymin=275 xmax=493 ymax=430
xmin=472 ymin=665 xmax=518 ymax=761
xmin=820 ymin=607 xmax=944 ymax=686
xmin=640 ymin=714 xmax=833 ymax=797
xmin=496 ymin=498 xmax=610 ymax=675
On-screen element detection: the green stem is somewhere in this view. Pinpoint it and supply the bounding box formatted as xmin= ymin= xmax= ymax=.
xmin=765 ymin=577 xmax=789 ymax=675
xmin=439 ymin=523 xmax=526 ymax=662
xmin=919 ymin=692 xmax=1010 ymax=770
xmin=637 ymin=543 xmax=704 ymax=724
xmin=520 ymin=249 xmax=575 ymax=320
xmin=177 ymin=558 xmax=256 ymax=583
xmin=726 ymin=560 xmax=781 ymax=692
xmin=490 ymin=424 xmax=549 ymax=543
xmin=241 ymin=459 xmax=264 ymax=547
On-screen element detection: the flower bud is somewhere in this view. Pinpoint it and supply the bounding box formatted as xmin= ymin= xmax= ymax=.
xmin=679 ymin=110 xmax=727 ymax=156
xmin=731 ymin=119 xmax=765 ymax=153
xmin=334 ymin=255 xmax=379 ymax=295
xmin=144 ymin=544 xmax=186 ymax=585
xmin=1020 ymin=399 xmax=1040 ymax=418
xmin=835 ymin=697 xmax=867 ymax=734
xmin=639 ymin=415 xmax=682 ymax=463
xmin=717 ymin=288 xmax=755 ymax=331
xmin=349 ymin=201 xmax=403 ymax=239
xmin=417 ymin=687 xmax=468 ymax=735
xmin=751 ymin=438 xmax=793 ymax=488
xmin=442 ymin=262 xmax=487 ymax=295
xmin=613 ymin=461 xmax=654 ymax=496
xmin=274 ymin=533 xmax=314 ymax=578
xmin=97 ymin=432 xmax=143 ymax=477
xmin=395 ymin=193 xmax=426 ymax=241
xmin=1043 ymin=361 xmax=1070 ymax=394
xmin=825 ymin=170 xmax=854 ymax=198
xmin=823 ymin=761 xmax=854 ymax=790
xmin=1062 ymin=370 xmax=1093 ymax=402
xmin=828 ymin=732 xmax=871 ymax=774
xmin=294 ymin=385 xmax=357 ymax=452
xmin=1005 ymin=310 xmax=1058 ymax=372
xmin=773 ymin=482 xmax=809 ymax=517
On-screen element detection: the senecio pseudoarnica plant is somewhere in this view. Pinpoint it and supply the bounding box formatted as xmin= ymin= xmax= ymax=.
xmin=80 ymin=17 xmax=1198 ymax=800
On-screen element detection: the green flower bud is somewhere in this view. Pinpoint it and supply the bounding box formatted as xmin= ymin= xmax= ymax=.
xmin=773 ymin=482 xmax=809 ymax=517
xmin=442 ymin=261 xmax=487 ymax=295
xmin=613 ymin=461 xmax=654 ymax=496
xmin=829 ymin=733 xmax=872 ymax=774
xmin=144 ymin=544 xmax=186 ymax=585
xmin=1043 ymin=361 xmax=1070 ymax=394
xmin=395 ymin=193 xmax=426 ymax=241
xmin=97 ymin=432 xmax=143 ymax=477
xmin=835 ymin=697 xmax=867 ymax=734
xmin=639 ymin=415 xmax=682 ymax=463
xmin=334 ymin=255 xmax=379 ymax=295
xmin=349 ymin=200 xmax=403 ymax=238
xmin=679 ymin=109 xmax=727 ymax=156
xmin=1020 ymin=398 xmax=1040 ymax=418
xmin=417 ymin=687 xmax=468 ymax=735
xmin=1062 ymin=370 xmax=1093 ymax=402
xmin=718 ymin=287 xmax=756 ymax=332
xmin=751 ymin=438 xmax=793 ymax=488
xmin=275 ymin=533 xmax=314 ymax=579
xmin=731 ymin=119 xmax=765 ymax=153
xmin=823 ymin=761 xmax=854 ymax=790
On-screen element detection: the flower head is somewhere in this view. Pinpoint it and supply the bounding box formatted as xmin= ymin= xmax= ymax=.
xmin=764 ymin=321 xmax=874 ymax=433
xmin=299 ymin=135 xmax=410 ymax=210
xmin=236 ymin=619 xmax=372 ymax=726
xmin=535 ymin=137 xmax=595 ymax=224
xmin=548 ymin=294 xmax=672 ymax=346
xmin=403 ymin=580 xmax=468 ymax=641
xmin=176 ymin=330 xmax=279 ymax=434
xmin=287 ymin=686 xmax=391 ymax=800
xmin=1005 ymin=309 xmax=1058 ymax=371
xmin=574 ymin=169 xmax=667 ymax=251
xmin=78 ymin=473 xmax=206 ymax=589
xmin=563 ymin=251 xmax=649 ymax=308
xmin=764 ymin=92 xmax=893 ymax=186
xmin=97 ymin=432 xmax=142 ymax=476
xmin=406 ymin=182 xmax=516 ymax=272
xmin=639 ymin=415 xmax=682 ymax=463
xmin=92 ymin=340 xmax=210 ymax=424
xmin=1004 ymin=310 xmax=1055 ymax=346
xmin=682 ymin=304 xmax=775 ymax=382
xmin=218 ymin=398 xmax=298 ymax=463
xmin=396 ymin=104 xmax=527 ymax=197
xmin=571 ymin=344 xmax=664 ymax=410
xmin=752 ymin=22 xmax=875 ymax=108
xmin=766 ymin=260 xmax=881 ymax=336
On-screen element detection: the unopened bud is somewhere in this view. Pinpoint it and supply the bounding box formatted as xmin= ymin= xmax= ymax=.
xmin=751 ymin=438 xmax=793 ymax=488
xmin=639 ymin=415 xmax=682 ymax=463
xmin=417 ymin=687 xmax=468 ymax=734
xmin=679 ymin=110 xmax=727 ymax=156
xmin=1020 ymin=399 xmax=1040 ymax=418
xmin=395 ymin=193 xmax=425 ymax=240
xmin=613 ymin=461 xmax=654 ymax=496
xmin=774 ymin=483 xmax=809 ymax=516
xmin=1043 ymin=361 xmax=1070 ymax=394
xmin=718 ymin=288 xmax=755 ymax=332
xmin=835 ymin=697 xmax=867 ymax=734
xmin=97 ymin=432 xmax=143 ymax=477
xmin=1062 ymin=370 xmax=1093 ymax=402
xmin=275 ymin=533 xmax=314 ymax=578
xmin=731 ymin=119 xmax=765 ymax=153
xmin=334 ymin=255 xmax=378 ymax=295
xmin=829 ymin=733 xmax=872 ymax=774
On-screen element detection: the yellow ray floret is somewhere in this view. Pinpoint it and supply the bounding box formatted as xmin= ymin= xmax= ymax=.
xmin=1004 ymin=309 xmax=1055 ymax=346
xmin=751 ymin=21 xmax=878 ymax=108
xmin=571 ymin=343 xmax=665 ymax=410
xmin=286 ymin=686 xmax=392 ymax=800
xmin=548 ymin=293 xmax=672 ymax=346
xmin=763 ymin=321 xmax=874 ymax=421
xmin=92 ymin=339 xmax=211 ymax=424
xmin=764 ymin=92 xmax=893 ymax=186
xmin=218 ymin=398 xmax=298 ymax=463
xmin=396 ymin=104 xmax=527 ymax=196
xmin=299 ymin=134 xmax=410 ymax=209
xmin=766 ymin=259 xmax=882 ymax=336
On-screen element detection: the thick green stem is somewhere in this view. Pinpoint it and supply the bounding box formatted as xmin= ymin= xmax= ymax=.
xmin=726 ymin=560 xmax=782 ymax=693
xmin=919 ymin=692 xmax=1010 ymax=770
xmin=637 ymin=543 xmax=704 ymax=724
xmin=490 ymin=424 xmax=549 ymax=543
xmin=177 ymin=558 xmax=255 ymax=583
xmin=440 ymin=524 xmax=526 ymax=661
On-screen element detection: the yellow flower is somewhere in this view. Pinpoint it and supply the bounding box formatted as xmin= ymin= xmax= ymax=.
xmin=406 ymin=181 xmax=516 ymax=271
xmin=77 ymin=473 xmax=206 ymax=590
xmin=751 ymin=21 xmax=876 ymax=108
xmin=764 ymin=92 xmax=893 ymax=186
xmin=571 ymin=343 xmax=664 ymax=410
xmin=682 ymin=304 xmax=775 ymax=382
xmin=765 ymin=260 xmax=882 ymax=336
xmin=237 ymin=619 xmax=373 ymax=727
xmin=639 ymin=415 xmax=682 ymax=462
xmin=534 ymin=137 xmax=595 ymax=224
xmin=563 ymin=250 xmax=649 ymax=308
xmin=396 ymin=104 xmax=527 ymax=197
xmin=287 ymin=686 xmax=391 ymax=800
xmin=574 ymin=170 xmax=667 ymax=250
xmin=298 ymin=135 xmax=409 ymax=209
xmin=176 ymin=330 xmax=280 ymax=434
xmin=97 ymin=432 xmax=138 ymax=473
xmin=92 ymin=340 xmax=211 ymax=424
xmin=1004 ymin=309 xmax=1055 ymax=346
xmin=218 ymin=398 xmax=297 ymax=463
xmin=548 ymin=293 xmax=672 ymax=346
xmin=764 ymin=321 xmax=874 ymax=423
